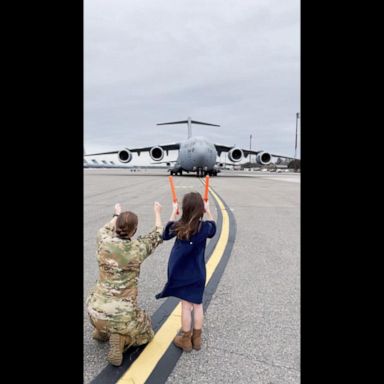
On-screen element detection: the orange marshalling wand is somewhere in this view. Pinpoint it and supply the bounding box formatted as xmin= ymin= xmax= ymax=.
xmin=168 ymin=176 xmax=179 ymax=215
xmin=204 ymin=175 xmax=210 ymax=202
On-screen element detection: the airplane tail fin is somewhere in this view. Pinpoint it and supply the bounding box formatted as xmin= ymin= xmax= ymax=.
xmin=157 ymin=117 xmax=220 ymax=138
xmin=156 ymin=120 xmax=220 ymax=127
xmin=189 ymin=120 xmax=220 ymax=127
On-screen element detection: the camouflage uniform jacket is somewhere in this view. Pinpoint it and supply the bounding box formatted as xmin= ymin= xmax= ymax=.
xmin=87 ymin=219 xmax=163 ymax=322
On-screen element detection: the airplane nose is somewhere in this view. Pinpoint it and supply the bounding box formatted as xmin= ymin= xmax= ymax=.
xmin=194 ymin=145 xmax=208 ymax=166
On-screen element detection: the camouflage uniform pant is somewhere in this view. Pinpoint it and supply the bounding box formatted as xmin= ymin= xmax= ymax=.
xmin=89 ymin=308 xmax=154 ymax=346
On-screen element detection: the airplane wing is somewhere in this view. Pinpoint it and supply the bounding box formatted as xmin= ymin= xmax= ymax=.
xmin=269 ymin=154 xmax=295 ymax=160
xmin=243 ymin=150 xmax=293 ymax=160
xmin=214 ymin=144 xmax=262 ymax=157
xmin=214 ymin=144 xmax=233 ymax=156
xmin=84 ymin=143 xmax=180 ymax=157
xmin=214 ymin=144 xmax=293 ymax=160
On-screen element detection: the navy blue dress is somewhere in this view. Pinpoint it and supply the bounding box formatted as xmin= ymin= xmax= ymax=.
xmin=155 ymin=220 xmax=216 ymax=304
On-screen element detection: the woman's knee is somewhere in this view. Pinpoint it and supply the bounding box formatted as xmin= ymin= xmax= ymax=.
xmin=90 ymin=316 xmax=108 ymax=332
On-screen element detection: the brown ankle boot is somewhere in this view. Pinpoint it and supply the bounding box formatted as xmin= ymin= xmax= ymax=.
xmin=107 ymin=334 xmax=133 ymax=366
xmin=173 ymin=330 xmax=192 ymax=352
xmin=192 ymin=329 xmax=202 ymax=350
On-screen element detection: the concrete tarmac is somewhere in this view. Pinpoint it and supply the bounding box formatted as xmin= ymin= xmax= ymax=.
xmin=84 ymin=169 xmax=300 ymax=383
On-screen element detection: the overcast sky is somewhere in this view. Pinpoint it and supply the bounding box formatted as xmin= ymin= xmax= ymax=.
xmin=84 ymin=0 xmax=300 ymax=165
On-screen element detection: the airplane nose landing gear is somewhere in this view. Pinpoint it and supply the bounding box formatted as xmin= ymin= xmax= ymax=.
xmin=196 ymin=168 xmax=217 ymax=177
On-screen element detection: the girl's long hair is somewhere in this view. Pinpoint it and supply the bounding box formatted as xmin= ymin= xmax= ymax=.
xmin=173 ymin=192 xmax=205 ymax=240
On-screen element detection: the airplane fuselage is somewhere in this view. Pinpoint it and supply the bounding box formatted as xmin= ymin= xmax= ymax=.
xmin=176 ymin=136 xmax=217 ymax=173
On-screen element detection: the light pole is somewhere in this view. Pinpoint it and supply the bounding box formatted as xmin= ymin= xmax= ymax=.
xmin=295 ymin=112 xmax=300 ymax=159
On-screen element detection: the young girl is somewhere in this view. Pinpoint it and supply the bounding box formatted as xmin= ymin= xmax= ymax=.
xmin=156 ymin=192 xmax=216 ymax=352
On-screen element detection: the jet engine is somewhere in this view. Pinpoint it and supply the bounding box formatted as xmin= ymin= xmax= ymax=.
xmin=149 ymin=146 xmax=164 ymax=161
xmin=118 ymin=148 xmax=133 ymax=163
xmin=256 ymin=151 xmax=272 ymax=165
xmin=228 ymin=148 xmax=243 ymax=162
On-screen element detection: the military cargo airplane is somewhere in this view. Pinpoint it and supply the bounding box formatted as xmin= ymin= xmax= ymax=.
xmin=84 ymin=117 xmax=292 ymax=176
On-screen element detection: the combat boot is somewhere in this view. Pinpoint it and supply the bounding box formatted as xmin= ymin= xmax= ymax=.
xmin=92 ymin=329 xmax=109 ymax=342
xmin=173 ymin=330 xmax=192 ymax=352
xmin=192 ymin=328 xmax=202 ymax=350
xmin=107 ymin=334 xmax=133 ymax=366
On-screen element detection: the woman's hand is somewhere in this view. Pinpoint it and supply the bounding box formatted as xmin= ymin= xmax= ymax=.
xmin=154 ymin=201 xmax=162 ymax=214
xmin=172 ymin=201 xmax=179 ymax=213
xmin=114 ymin=203 xmax=122 ymax=216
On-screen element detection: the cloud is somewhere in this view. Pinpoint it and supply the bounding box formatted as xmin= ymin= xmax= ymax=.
xmin=84 ymin=0 xmax=300 ymax=160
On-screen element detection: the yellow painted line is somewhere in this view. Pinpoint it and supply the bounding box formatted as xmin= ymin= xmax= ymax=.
xmin=118 ymin=182 xmax=230 ymax=384
xmin=204 ymin=187 xmax=229 ymax=286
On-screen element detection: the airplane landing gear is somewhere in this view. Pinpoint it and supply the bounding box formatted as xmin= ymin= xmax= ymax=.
xmin=197 ymin=169 xmax=218 ymax=177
